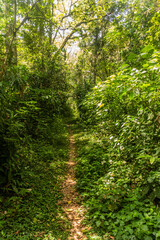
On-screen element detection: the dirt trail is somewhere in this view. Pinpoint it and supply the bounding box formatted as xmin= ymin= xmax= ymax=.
xmin=59 ymin=128 xmax=87 ymax=240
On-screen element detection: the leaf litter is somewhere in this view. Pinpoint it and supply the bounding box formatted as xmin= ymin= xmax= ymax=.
xmin=58 ymin=128 xmax=88 ymax=240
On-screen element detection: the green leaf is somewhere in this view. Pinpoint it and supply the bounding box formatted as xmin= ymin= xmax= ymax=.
xmin=127 ymin=53 xmax=137 ymax=61
xmin=156 ymin=231 xmax=160 ymax=238
xmin=141 ymin=225 xmax=148 ymax=231
xmin=155 ymin=188 xmax=160 ymax=199
xmin=96 ymin=220 xmax=101 ymax=227
xmin=150 ymin=157 xmax=156 ymax=164
xmin=141 ymin=45 xmax=154 ymax=53
xmin=145 ymin=236 xmax=153 ymax=240
xmin=143 ymin=63 xmax=149 ymax=68
xmin=140 ymin=52 xmax=149 ymax=59
xmin=137 ymin=154 xmax=151 ymax=159
xmin=120 ymin=63 xmax=129 ymax=70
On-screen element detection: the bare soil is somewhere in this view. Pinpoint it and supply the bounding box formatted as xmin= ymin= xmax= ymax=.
xmin=58 ymin=128 xmax=87 ymax=240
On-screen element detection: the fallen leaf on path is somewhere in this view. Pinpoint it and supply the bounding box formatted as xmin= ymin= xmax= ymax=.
xmin=109 ymin=236 xmax=115 ymax=239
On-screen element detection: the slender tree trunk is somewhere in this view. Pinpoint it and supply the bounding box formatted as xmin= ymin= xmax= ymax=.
xmin=48 ymin=1 xmax=54 ymax=58
xmin=13 ymin=0 xmax=17 ymax=65
xmin=4 ymin=0 xmax=10 ymax=65
xmin=39 ymin=3 xmax=45 ymax=88
xmin=40 ymin=23 xmax=44 ymax=71
xmin=49 ymin=1 xmax=54 ymax=45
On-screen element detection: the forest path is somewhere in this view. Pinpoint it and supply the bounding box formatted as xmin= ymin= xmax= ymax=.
xmin=58 ymin=127 xmax=87 ymax=240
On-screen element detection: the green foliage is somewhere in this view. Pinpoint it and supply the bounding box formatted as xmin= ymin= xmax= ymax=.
xmin=0 ymin=0 xmax=160 ymax=238
xmin=72 ymin=0 xmax=159 ymax=93
xmin=0 ymin=118 xmax=69 ymax=239
xmin=0 ymin=56 xmax=71 ymax=189
xmin=147 ymin=10 xmax=160 ymax=47
xmin=0 ymin=38 xmax=72 ymax=236
xmin=75 ymin=48 xmax=160 ymax=239
xmin=0 ymin=0 xmax=72 ymax=234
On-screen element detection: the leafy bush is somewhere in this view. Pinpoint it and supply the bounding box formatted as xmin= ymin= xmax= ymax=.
xmin=75 ymin=47 xmax=160 ymax=239
xmin=0 ymin=62 xmax=70 ymax=193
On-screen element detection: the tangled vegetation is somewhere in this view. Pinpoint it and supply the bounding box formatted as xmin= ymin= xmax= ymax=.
xmin=0 ymin=64 xmax=71 ymax=239
xmin=72 ymin=2 xmax=160 ymax=239
xmin=74 ymin=41 xmax=160 ymax=240
xmin=0 ymin=0 xmax=160 ymax=239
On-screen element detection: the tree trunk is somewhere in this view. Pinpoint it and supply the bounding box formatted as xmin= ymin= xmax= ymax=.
xmin=13 ymin=0 xmax=17 ymax=65
xmin=49 ymin=1 xmax=54 ymax=45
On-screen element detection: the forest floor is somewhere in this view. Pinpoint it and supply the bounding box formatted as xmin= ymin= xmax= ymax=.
xmin=0 ymin=123 xmax=103 ymax=240
xmin=58 ymin=127 xmax=87 ymax=240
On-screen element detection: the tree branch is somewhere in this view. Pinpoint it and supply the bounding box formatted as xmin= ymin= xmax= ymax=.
xmin=53 ymin=21 xmax=87 ymax=59
xmin=16 ymin=0 xmax=40 ymax=33
xmin=53 ymin=12 xmax=111 ymax=59
xmin=4 ymin=0 xmax=40 ymax=68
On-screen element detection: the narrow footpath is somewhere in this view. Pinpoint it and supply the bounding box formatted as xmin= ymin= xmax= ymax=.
xmin=58 ymin=128 xmax=87 ymax=240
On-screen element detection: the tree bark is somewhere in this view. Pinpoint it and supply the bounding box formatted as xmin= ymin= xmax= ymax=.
xmin=13 ymin=0 xmax=17 ymax=65
xmin=3 ymin=0 xmax=40 ymax=70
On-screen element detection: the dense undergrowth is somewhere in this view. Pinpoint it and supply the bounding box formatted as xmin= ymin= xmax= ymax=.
xmin=0 ymin=100 xmax=71 ymax=239
xmin=0 ymin=2 xmax=160 ymax=238
xmin=74 ymin=47 xmax=160 ymax=240
xmin=0 ymin=117 xmax=69 ymax=239
xmin=0 ymin=61 xmax=72 ymax=239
